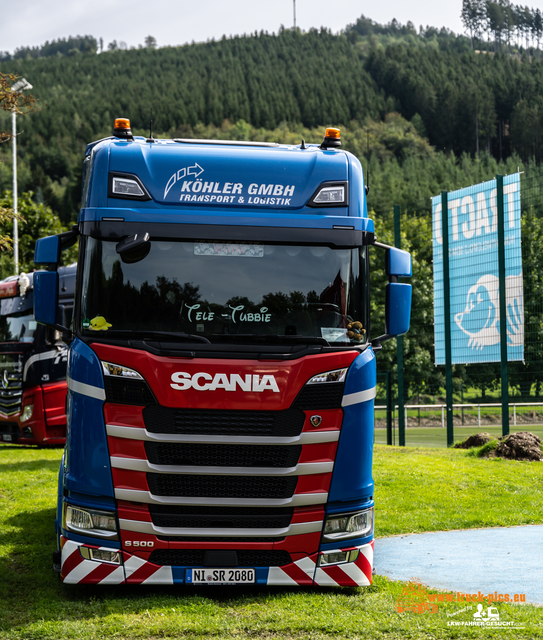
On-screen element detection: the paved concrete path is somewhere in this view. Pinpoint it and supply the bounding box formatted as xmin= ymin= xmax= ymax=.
xmin=374 ymin=525 xmax=543 ymax=605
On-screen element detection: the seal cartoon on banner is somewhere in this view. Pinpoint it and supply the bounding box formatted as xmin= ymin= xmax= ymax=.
xmin=454 ymin=274 xmax=523 ymax=350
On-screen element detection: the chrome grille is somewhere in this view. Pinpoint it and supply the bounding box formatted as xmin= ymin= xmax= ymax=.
xmin=146 ymin=473 xmax=298 ymax=499
xmin=144 ymin=442 xmax=302 ymax=468
xmin=148 ymin=505 xmax=293 ymax=529
xmin=0 ymin=362 xmax=23 ymax=416
xmin=142 ymin=405 xmax=305 ymax=437
xmin=148 ymin=549 xmax=291 ymax=567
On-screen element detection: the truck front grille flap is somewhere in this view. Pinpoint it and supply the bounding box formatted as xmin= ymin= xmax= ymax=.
xmin=148 ymin=549 xmax=292 ymax=567
xmin=105 ymin=378 xmax=156 ymax=406
xmin=142 ymin=405 xmax=305 ymax=437
xmin=294 ymin=382 xmax=344 ymax=410
xmin=146 ymin=474 xmax=298 ymax=499
xmin=144 ymin=442 xmax=302 ymax=468
xmin=148 ymin=505 xmax=294 ymax=529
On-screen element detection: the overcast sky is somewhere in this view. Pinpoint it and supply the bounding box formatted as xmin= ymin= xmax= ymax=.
xmin=2 ymin=0 xmax=470 ymax=54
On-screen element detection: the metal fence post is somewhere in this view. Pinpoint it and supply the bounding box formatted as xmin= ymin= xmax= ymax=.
xmin=496 ymin=175 xmax=510 ymax=437
xmin=386 ymin=370 xmax=393 ymax=446
xmin=441 ymin=191 xmax=455 ymax=446
xmin=394 ymin=204 xmax=406 ymax=446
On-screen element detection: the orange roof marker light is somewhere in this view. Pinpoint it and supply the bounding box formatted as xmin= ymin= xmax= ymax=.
xmin=321 ymin=127 xmax=341 ymax=149
xmin=113 ymin=118 xmax=134 ymax=140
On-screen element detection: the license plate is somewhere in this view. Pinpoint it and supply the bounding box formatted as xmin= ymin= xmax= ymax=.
xmin=1 ymin=434 xmax=12 ymax=442
xmin=187 ymin=568 xmax=255 ymax=584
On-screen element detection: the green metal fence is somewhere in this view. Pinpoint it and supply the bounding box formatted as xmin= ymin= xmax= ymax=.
xmin=371 ymin=166 xmax=543 ymax=447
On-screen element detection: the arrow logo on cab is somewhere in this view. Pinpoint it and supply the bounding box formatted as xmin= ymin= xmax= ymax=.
xmin=164 ymin=163 xmax=205 ymax=198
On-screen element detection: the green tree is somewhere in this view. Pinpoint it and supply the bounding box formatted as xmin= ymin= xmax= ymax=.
xmin=0 ymin=191 xmax=77 ymax=278
xmin=509 ymin=210 xmax=543 ymax=397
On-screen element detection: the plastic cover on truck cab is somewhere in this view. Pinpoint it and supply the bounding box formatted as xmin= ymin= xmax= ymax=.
xmin=93 ymin=138 xmax=360 ymax=214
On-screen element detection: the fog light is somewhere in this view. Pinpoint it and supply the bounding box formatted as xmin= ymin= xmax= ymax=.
xmin=319 ymin=549 xmax=359 ymax=566
xmin=323 ymin=508 xmax=373 ymax=541
xmin=20 ymin=404 xmax=33 ymax=422
xmin=79 ymin=546 xmax=121 ymax=565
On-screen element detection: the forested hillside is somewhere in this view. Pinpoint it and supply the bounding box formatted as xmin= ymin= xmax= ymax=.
xmin=1 ymin=15 xmax=543 ymax=401
xmin=1 ymin=19 xmax=543 ymax=221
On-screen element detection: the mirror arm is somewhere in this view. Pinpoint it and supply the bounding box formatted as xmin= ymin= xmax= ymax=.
xmin=39 ymin=322 xmax=70 ymax=334
xmin=371 ymin=334 xmax=391 ymax=350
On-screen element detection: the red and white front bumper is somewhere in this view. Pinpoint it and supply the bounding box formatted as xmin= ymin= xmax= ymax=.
xmin=60 ymin=537 xmax=373 ymax=587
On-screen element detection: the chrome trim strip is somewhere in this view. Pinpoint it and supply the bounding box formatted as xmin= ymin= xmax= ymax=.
xmin=67 ymin=376 xmax=106 ymax=401
xmin=65 ymin=523 xmax=119 ymax=540
xmin=119 ymin=519 xmax=322 ymax=538
xmin=0 ymin=409 xmax=21 ymax=418
xmin=23 ymin=347 xmax=67 ymax=381
xmin=106 ymin=424 xmax=340 ymax=445
xmin=114 ymin=488 xmax=328 ymax=507
xmin=111 ymin=457 xmax=333 ymax=476
xmin=341 ymin=386 xmax=376 ymax=408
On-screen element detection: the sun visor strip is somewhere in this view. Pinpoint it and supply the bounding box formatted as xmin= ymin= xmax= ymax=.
xmin=80 ymin=220 xmax=372 ymax=248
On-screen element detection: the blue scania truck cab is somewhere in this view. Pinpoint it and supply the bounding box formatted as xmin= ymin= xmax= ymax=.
xmin=34 ymin=119 xmax=411 ymax=586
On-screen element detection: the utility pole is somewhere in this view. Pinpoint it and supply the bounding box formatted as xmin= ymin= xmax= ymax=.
xmin=10 ymin=78 xmax=33 ymax=275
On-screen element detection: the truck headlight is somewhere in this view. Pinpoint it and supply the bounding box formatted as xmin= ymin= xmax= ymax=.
xmin=308 ymin=182 xmax=348 ymax=207
xmin=108 ymin=173 xmax=151 ymax=201
xmin=101 ymin=361 xmax=143 ymax=379
xmin=323 ymin=508 xmax=373 ymax=541
xmin=313 ymin=186 xmax=345 ymax=204
xmin=64 ymin=504 xmax=118 ymax=540
xmin=307 ymin=368 xmax=348 ymax=384
xmin=20 ymin=404 xmax=34 ymax=422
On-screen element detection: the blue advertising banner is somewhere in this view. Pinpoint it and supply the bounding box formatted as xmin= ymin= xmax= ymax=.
xmin=432 ymin=174 xmax=524 ymax=365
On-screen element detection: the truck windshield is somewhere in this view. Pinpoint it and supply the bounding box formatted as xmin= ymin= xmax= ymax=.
xmin=80 ymin=237 xmax=367 ymax=347
xmin=0 ymin=308 xmax=36 ymax=343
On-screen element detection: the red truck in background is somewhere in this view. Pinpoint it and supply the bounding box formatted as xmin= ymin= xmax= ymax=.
xmin=0 ymin=265 xmax=75 ymax=446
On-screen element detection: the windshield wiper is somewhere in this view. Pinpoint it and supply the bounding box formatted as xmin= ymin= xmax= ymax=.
xmin=212 ymin=334 xmax=330 ymax=347
xmin=134 ymin=330 xmax=211 ymax=344
xmin=99 ymin=330 xmax=211 ymax=344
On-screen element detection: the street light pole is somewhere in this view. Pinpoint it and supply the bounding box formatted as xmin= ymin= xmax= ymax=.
xmin=10 ymin=78 xmax=32 ymax=275
xmin=12 ymin=108 xmax=18 ymax=274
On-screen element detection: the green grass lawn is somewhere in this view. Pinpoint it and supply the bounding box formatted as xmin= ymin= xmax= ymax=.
xmin=374 ymin=424 xmax=543 ymax=448
xmin=0 ymin=445 xmax=542 ymax=640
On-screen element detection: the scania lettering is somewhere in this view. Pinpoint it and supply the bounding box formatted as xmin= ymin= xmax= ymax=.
xmin=34 ymin=120 xmax=411 ymax=586
xmin=0 ymin=266 xmax=75 ymax=446
xmin=170 ymin=372 xmax=280 ymax=392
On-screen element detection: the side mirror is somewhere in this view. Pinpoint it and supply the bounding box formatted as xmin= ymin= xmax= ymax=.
xmin=385 ymin=282 xmax=412 ymax=336
xmin=34 ymin=271 xmax=60 ymax=326
xmin=34 ymin=232 xmax=78 ymax=333
xmin=35 ymin=228 xmax=79 ymax=267
xmin=386 ymin=246 xmax=412 ymax=278
xmin=35 ymin=236 xmax=61 ymax=267
xmin=116 ymin=232 xmax=151 ymax=264
xmin=372 ymin=244 xmax=412 ymax=349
